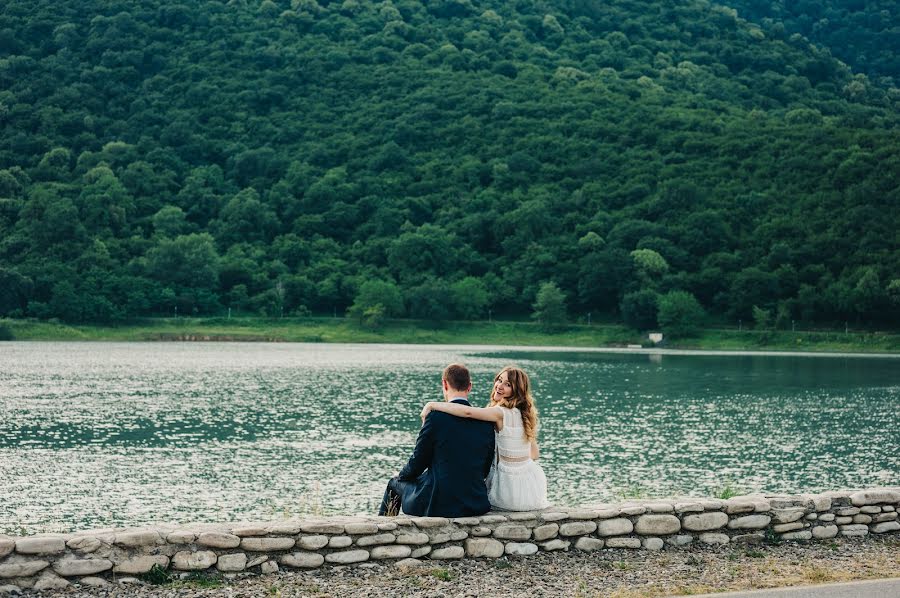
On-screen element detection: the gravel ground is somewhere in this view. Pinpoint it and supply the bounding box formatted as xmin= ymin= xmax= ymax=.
xmin=35 ymin=537 xmax=900 ymax=598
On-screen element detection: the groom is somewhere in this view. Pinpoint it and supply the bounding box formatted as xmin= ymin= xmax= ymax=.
xmin=378 ymin=363 xmax=495 ymax=517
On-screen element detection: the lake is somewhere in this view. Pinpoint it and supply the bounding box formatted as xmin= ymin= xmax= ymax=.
xmin=1 ymin=342 xmax=898 ymax=535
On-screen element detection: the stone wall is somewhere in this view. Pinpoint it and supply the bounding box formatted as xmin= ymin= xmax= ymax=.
xmin=2 ymin=487 xmax=898 ymax=592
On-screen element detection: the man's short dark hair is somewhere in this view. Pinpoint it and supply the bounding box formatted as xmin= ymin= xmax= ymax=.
xmin=442 ymin=363 xmax=471 ymax=391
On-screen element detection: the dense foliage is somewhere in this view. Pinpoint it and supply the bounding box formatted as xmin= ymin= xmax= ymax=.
xmin=0 ymin=0 xmax=898 ymax=329
xmin=726 ymin=0 xmax=900 ymax=87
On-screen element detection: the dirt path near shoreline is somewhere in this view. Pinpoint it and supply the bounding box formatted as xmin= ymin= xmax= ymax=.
xmin=34 ymin=537 xmax=900 ymax=597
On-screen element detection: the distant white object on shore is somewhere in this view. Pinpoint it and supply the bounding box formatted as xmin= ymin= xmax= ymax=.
xmin=627 ymin=344 xmax=642 ymax=349
xmin=649 ymin=332 xmax=663 ymax=344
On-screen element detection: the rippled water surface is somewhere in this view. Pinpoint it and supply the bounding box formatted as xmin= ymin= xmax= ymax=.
xmin=1 ymin=342 xmax=898 ymax=534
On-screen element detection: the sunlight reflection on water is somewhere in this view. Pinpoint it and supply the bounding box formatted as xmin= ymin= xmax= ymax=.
xmin=1 ymin=342 xmax=898 ymax=534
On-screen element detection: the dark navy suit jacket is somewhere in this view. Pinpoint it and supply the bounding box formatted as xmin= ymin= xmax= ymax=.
xmin=396 ymin=398 xmax=495 ymax=517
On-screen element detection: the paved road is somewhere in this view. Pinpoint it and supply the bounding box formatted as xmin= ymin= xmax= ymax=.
xmin=683 ymin=578 xmax=900 ymax=598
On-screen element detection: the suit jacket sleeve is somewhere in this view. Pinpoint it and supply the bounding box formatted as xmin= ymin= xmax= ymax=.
xmin=397 ymin=412 xmax=436 ymax=481
xmin=483 ymin=430 xmax=495 ymax=479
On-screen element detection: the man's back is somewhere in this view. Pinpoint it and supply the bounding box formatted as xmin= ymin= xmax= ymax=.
xmin=397 ymin=401 xmax=495 ymax=517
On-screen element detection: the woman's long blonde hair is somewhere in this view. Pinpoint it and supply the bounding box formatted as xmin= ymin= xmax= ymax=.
xmin=488 ymin=366 xmax=539 ymax=441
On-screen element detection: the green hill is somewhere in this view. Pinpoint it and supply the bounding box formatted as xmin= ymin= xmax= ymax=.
xmin=0 ymin=0 xmax=897 ymax=330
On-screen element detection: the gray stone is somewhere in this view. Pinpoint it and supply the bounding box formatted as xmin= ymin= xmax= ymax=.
xmin=731 ymin=533 xmax=764 ymax=544
xmin=533 ymin=524 xmax=559 ymax=541
xmin=355 ymin=533 xmax=396 ymax=547
xmin=595 ymin=508 xmax=621 ymax=519
xmin=328 ymin=536 xmax=352 ymax=548
xmin=538 ymin=512 xmax=569 ymax=522
xmin=297 ymin=535 xmax=329 ymax=550
xmin=505 ymin=542 xmax=538 ymax=556
xmin=113 ymin=555 xmax=169 ymax=574
xmin=450 ymin=531 xmax=468 ymax=541
xmin=78 ymin=577 xmax=109 ymax=587
xmin=412 ymin=517 xmax=450 ymax=528
xmin=325 ymin=550 xmax=369 ymax=564
xmin=840 ymin=524 xmax=869 ymax=537
xmin=812 ymin=525 xmax=839 ymax=539
xmin=52 ymin=557 xmax=113 ymax=576
xmin=117 ymin=577 xmax=144 ymax=586
xmin=567 ymin=509 xmax=600 ymax=520
xmin=884 ymin=506 xmax=896 ymax=512
xmin=819 ymin=513 xmax=836 ymax=522
xmin=197 ymin=532 xmax=241 ymax=549
xmin=699 ymin=533 xmax=730 ymax=545
xmin=852 ymin=514 xmax=873 ymax=524
xmin=559 ymin=521 xmax=597 ymax=536
xmin=872 ymin=521 xmax=900 ymax=534
xmin=114 ymin=531 xmax=162 ymax=548
xmin=246 ymin=555 xmax=268 ymax=568
xmin=643 ymin=537 xmax=664 ymax=551
xmin=166 ymin=531 xmax=196 ymax=544
xmin=172 ymin=550 xmax=217 ymax=570
xmin=240 ymin=537 xmax=295 ymax=551
xmin=646 ymin=502 xmax=675 ymax=513
xmin=429 ymin=533 xmax=451 ymax=544
xmin=539 ymin=539 xmax=570 ymax=551
xmin=279 ymin=552 xmax=324 ymax=568
xmin=772 ymin=509 xmax=807 ymax=523
xmin=834 ymin=516 xmax=853 ymax=525
xmin=699 ymin=499 xmax=725 ymax=510
xmin=773 ymin=522 xmax=804 ymax=533
xmin=836 ymin=507 xmax=861 ymax=516
xmin=470 ymin=527 xmax=491 ymax=537
xmin=667 ymin=535 xmax=694 ymax=546
xmin=260 ymin=561 xmax=279 ymax=575
xmin=606 ymin=537 xmax=641 ymax=549
xmin=370 ymin=545 xmax=412 ymax=559
xmin=395 ymin=533 xmax=429 ymax=545
xmin=299 ymin=522 xmax=344 ymax=534
xmin=15 ymin=537 xmax=65 ymax=555
xmin=860 ymin=506 xmax=882 ymax=514
xmin=598 ymin=518 xmax=633 ymax=536
xmin=377 ymin=522 xmax=399 ymax=531
xmin=508 ymin=512 xmax=540 ymax=521
xmin=33 ymin=571 xmax=69 ymax=591
xmin=345 ymin=523 xmax=379 ymax=535
xmin=411 ymin=546 xmax=431 ymax=558
xmin=0 ymin=584 xmax=21 ymax=595
xmin=0 ymin=539 xmax=13 ymax=558
xmin=66 ymin=536 xmax=102 ymax=553
xmin=850 ymin=489 xmax=900 ymax=506
xmin=266 ymin=523 xmax=302 ymax=535
xmin=231 ymin=526 xmax=267 ymax=537
xmin=0 ymin=560 xmax=49 ymax=578
xmin=452 ymin=517 xmax=481 ymax=525
xmin=493 ymin=525 xmax=531 ymax=541
xmin=675 ymin=502 xmax=704 ymax=513
xmin=811 ymin=496 xmax=832 ymax=511
xmin=465 ymin=538 xmax=504 ymax=558
xmin=620 ymin=506 xmax=647 ymax=516
xmin=873 ymin=513 xmax=898 ymax=523
xmin=727 ymin=515 xmax=771 ymax=530
xmin=216 ymin=553 xmax=248 ymax=572
xmin=634 ymin=515 xmax=680 ymax=535
xmin=805 ymin=513 xmax=818 ymax=520
xmin=782 ymin=531 xmax=812 ymax=541
xmin=724 ymin=500 xmax=757 ymax=514
xmin=574 ymin=537 xmax=604 ymax=551
xmin=429 ymin=546 xmax=464 ymax=560
xmin=395 ymin=558 xmax=424 ymax=568
xmin=683 ymin=512 xmax=729 ymax=531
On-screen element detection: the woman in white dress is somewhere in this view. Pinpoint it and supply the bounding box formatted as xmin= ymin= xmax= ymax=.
xmin=420 ymin=366 xmax=549 ymax=511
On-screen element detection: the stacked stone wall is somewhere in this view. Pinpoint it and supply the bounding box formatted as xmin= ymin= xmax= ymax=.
xmin=1 ymin=487 xmax=898 ymax=592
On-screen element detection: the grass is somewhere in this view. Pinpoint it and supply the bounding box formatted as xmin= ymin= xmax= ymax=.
xmin=2 ymin=316 xmax=899 ymax=353
xmin=139 ymin=565 xmax=223 ymax=589
xmin=429 ymin=567 xmax=454 ymax=581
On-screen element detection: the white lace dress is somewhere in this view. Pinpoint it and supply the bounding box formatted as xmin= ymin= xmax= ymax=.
xmin=487 ymin=407 xmax=549 ymax=511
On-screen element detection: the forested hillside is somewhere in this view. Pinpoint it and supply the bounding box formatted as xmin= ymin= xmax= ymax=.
xmin=0 ymin=0 xmax=898 ymax=329
xmin=726 ymin=0 xmax=899 ymax=87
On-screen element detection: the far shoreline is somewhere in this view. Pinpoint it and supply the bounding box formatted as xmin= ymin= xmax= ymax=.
xmin=3 ymin=316 xmax=899 ymax=355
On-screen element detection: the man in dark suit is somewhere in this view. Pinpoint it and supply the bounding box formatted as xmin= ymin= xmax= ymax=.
xmin=378 ymin=363 xmax=495 ymax=517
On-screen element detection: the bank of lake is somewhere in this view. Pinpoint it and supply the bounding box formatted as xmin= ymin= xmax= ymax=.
xmin=2 ymin=317 xmax=898 ymax=353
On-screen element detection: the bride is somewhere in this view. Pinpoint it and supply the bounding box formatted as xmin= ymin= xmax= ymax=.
xmin=421 ymin=366 xmax=549 ymax=511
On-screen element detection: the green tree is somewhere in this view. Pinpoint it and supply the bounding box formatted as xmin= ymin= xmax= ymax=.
xmin=347 ymin=279 xmax=404 ymax=327
xmin=532 ymin=281 xmax=567 ymax=330
xmin=450 ymin=276 xmax=491 ymax=320
xmin=620 ymin=289 xmax=659 ymax=331
xmin=657 ymin=291 xmax=705 ymax=337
